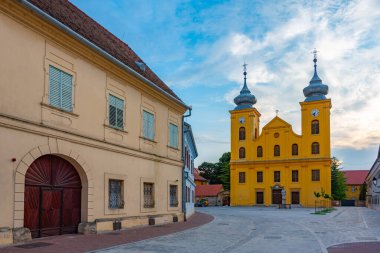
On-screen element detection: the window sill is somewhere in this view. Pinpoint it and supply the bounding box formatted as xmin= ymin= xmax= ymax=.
xmin=41 ymin=102 xmax=79 ymax=117
xmin=139 ymin=136 xmax=157 ymax=143
xmin=167 ymin=145 xmax=180 ymax=150
xmin=104 ymin=124 xmax=128 ymax=133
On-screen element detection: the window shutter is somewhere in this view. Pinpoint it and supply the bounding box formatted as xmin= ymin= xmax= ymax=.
xmin=61 ymin=71 xmax=73 ymax=111
xmin=49 ymin=66 xmax=61 ymax=108
xmin=169 ymin=124 xmax=178 ymax=148
xmin=148 ymin=113 xmax=154 ymax=140
xmin=143 ymin=111 xmax=149 ymax=138
xmin=109 ymin=95 xmax=116 ymax=127
xmin=116 ymin=98 xmax=124 ymax=129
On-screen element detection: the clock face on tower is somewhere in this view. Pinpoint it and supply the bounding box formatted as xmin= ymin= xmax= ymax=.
xmin=239 ymin=117 xmax=245 ymax=124
xmin=311 ymin=109 xmax=319 ymax=117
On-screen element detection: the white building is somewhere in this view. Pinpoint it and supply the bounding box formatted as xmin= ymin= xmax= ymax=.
xmin=183 ymin=122 xmax=198 ymax=218
xmin=366 ymin=145 xmax=380 ymax=211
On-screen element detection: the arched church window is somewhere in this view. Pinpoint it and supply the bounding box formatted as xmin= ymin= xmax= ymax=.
xmin=274 ymin=145 xmax=280 ymax=157
xmin=311 ymin=120 xmax=319 ymax=135
xmin=292 ymin=144 xmax=298 ymax=156
xmin=312 ymin=142 xmax=320 ymax=154
xmin=239 ymin=147 xmax=246 ymax=159
xmin=257 ymin=146 xmax=263 ymax=157
xmin=239 ymin=127 xmax=246 ymax=140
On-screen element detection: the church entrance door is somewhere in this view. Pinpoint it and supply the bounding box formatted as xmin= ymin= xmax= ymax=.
xmin=272 ymin=189 xmax=282 ymax=204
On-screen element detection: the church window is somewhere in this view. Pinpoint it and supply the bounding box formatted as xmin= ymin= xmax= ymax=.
xmin=292 ymin=144 xmax=298 ymax=156
xmin=239 ymin=127 xmax=246 ymax=140
xmin=274 ymin=145 xmax=280 ymax=156
xmin=257 ymin=146 xmax=263 ymax=157
xmin=312 ymin=142 xmax=320 ymax=154
xmin=292 ymin=170 xmax=299 ymax=182
xmin=239 ymin=172 xmax=246 ymax=183
xmin=312 ymin=170 xmax=320 ymax=181
xmin=274 ymin=171 xmax=280 ymax=182
xmin=311 ymin=120 xmax=319 ymax=134
xmin=257 ymin=171 xmax=263 ymax=182
xmin=239 ymin=147 xmax=246 ymax=159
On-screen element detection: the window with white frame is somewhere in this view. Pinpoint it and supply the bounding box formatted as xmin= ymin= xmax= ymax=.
xmin=143 ymin=182 xmax=154 ymax=208
xmin=143 ymin=110 xmax=155 ymax=140
xmin=169 ymin=185 xmax=178 ymax=207
xmin=49 ymin=65 xmax=73 ymax=112
xmin=108 ymin=179 xmax=124 ymax=209
xmin=169 ymin=123 xmax=178 ymax=148
xmin=109 ymin=94 xmax=124 ymax=129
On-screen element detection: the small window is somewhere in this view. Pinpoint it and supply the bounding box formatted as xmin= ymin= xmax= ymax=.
xmin=169 ymin=123 xmax=178 ymax=148
xmin=170 ymin=185 xmax=178 ymax=207
xmin=312 ymin=120 xmax=319 ymax=134
xmin=49 ymin=65 xmax=73 ymax=112
xmin=257 ymin=171 xmax=263 ymax=183
xmin=109 ymin=94 xmax=124 ymax=129
xmin=292 ymin=144 xmax=298 ymax=156
xmin=239 ymin=127 xmax=246 ymax=140
xmin=239 ymin=147 xmax=246 ymax=159
xmin=292 ymin=170 xmax=298 ymax=182
xmin=257 ymin=146 xmax=263 ymax=157
xmin=143 ymin=183 xmax=154 ymax=208
xmin=239 ymin=172 xmax=246 ymax=183
xmin=143 ymin=110 xmax=155 ymax=140
xmin=274 ymin=145 xmax=280 ymax=157
xmin=351 ymin=186 xmax=356 ymax=192
xmin=312 ymin=142 xmax=320 ymax=154
xmin=274 ymin=171 xmax=280 ymax=182
xmin=109 ymin=179 xmax=124 ymax=209
xmin=312 ymin=170 xmax=320 ymax=181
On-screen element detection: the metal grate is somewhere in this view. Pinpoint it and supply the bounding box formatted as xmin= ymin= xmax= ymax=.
xmin=15 ymin=242 xmax=53 ymax=249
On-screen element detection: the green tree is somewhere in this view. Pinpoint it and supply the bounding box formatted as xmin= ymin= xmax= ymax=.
xmin=359 ymin=183 xmax=367 ymax=201
xmin=198 ymin=162 xmax=221 ymax=184
xmin=216 ymin=152 xmax=230 ymax=190
xmin=331 ymin=157 xmax=346 ymax=200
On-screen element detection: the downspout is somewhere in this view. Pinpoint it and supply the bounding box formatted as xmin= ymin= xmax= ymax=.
xmin=18 ymin=0 xmax=189 ymax=110
xmin=182 ymin=107 xmax=192 ymax=221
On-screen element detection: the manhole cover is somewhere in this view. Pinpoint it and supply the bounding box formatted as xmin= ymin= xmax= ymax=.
xmin=15 ymin=242 xmax=52 ymax=249
xmin=356 ymin=237 xmax=378 ymax=241
xmin=264 ymin=236 xmax=281 ymax=239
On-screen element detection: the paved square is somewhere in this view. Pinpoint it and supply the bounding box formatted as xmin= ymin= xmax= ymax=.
xmin=93 ymin=207 xmax=380 ymax=253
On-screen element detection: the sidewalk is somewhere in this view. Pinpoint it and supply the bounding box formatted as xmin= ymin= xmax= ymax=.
xmin=0 ymin=212 xmax=214 ymax=253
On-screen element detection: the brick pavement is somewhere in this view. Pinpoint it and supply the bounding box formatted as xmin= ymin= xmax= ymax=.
xmin=328 ymin=242 xmax=380 ymax=253
xmin=0 ymin=212 xmax=213 ymax=253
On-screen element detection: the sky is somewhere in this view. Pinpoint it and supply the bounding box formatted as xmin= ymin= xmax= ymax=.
xmin=71 ymin=0 xmax=380 ymax=170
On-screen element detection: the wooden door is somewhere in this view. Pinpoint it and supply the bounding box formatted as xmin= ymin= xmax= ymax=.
xmin=256 ymin=192 xmax=264 ymax=204
xmin=291 ymin=191 xmax=300 ymax=204
xmin=24 ymin=155 xmax=82 ymax=238
xmin=41 ymin=189 xmax=62 ymax=237
xmin=272 ymin=189 xmax=282 ymax=204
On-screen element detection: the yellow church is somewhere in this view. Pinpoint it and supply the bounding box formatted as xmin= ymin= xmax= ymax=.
xmin=230 ymin=54 xmax=331 ymax=207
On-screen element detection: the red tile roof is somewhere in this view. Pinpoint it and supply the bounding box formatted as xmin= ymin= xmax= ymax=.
xmin=343 ymin=170 xmax=369 ymax=185
xmin=194 ymin=169 xmax=207 ymax=182
xmin=195 ymin=184 xmax=224 ymax=197
xmin=26 ymin=0 xmax=181 ymax=101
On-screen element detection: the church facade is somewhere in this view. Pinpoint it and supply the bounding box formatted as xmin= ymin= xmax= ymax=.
xmin=230 ymin=56 xmax=332 ymax=207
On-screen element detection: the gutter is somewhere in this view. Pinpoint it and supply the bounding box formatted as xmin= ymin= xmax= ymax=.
xmin=182 ymin=107 xmax=192 ymax=221
xmin=18 ymin=0 xmax=190 ymax=110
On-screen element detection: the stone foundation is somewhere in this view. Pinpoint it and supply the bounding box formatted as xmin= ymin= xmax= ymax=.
xmin=0 ymin=227 xmax=13 ymax=245
xmin=80 ymin=213 xmax=184 ymax=234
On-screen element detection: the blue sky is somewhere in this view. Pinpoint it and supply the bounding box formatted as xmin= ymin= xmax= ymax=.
xmin=71 ymin=0 xmax=380 ymax=170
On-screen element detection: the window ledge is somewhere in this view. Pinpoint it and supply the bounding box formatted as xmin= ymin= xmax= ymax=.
xmin=139 ymin=136 xmax=157 ymax=143
xmin=167 ymin=145 xmax=180 ymax=150
xmin=41 ymin=102 xmax=79 ymax=117
xmin=104 ymin=124 xmax=128 ymax=133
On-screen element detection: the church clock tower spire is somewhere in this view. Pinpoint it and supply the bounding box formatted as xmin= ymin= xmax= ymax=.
xmin=303 ymin=49 xmax=329 ymax=102
xmin=233 ymin=63 xmax=257 ymax=110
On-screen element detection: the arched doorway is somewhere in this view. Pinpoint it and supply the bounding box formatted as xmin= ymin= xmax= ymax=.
xmin=24 ymin=155 xmax=82 ymax=238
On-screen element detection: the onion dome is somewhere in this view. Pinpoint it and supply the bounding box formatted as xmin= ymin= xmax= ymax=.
xmin=234 ymin=64 xmax=257 ymax=110
xmin=303 ymin=49 xmax=329 ymax=102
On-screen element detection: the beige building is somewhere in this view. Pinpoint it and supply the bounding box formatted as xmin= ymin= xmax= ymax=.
xmin=0 ymin=0 xmax=189 ymax=245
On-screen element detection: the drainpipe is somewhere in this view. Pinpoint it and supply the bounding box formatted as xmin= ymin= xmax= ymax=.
xmin=182 ymin=107 xmax=192 ymax=222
